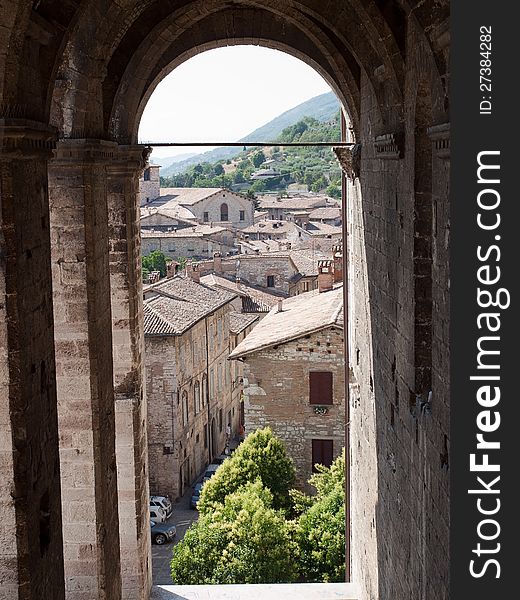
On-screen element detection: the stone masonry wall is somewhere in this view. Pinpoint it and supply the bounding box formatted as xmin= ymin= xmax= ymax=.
xmin=145 ymin=302 xmax=237 ymax=500
xmin=240 ymin=327 xmax=345 ymax=489
xmin=347 ymin=19 xmax=450 ymax=600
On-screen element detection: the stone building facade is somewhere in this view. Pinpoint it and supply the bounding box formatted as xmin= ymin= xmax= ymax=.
xmin=230 ymin=281 xmax=344 ymax=488
xmin=141 ymin=225 xmax=235 ymax=260
xmin=160 ymin=187 xmax=255 ymax=229
xmin=144 ymin=276 xmax=237 ymax=500
xmin=0 ymin=3 xmax=450 ymax=600
xmin=139 ymin=164 xmax=161 ymax=203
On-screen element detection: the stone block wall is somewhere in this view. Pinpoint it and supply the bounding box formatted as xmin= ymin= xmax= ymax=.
xmin=346 ymin=19 xmax=450 ymax=600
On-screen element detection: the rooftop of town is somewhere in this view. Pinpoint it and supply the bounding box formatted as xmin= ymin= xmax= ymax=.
xmin=229 ymin=285 xmax=343 ymax=359
xmin=143 ymin=276 xmax=236 ymax=335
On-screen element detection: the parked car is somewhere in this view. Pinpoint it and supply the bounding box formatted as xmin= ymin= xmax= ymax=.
xmin=213 ymin=453 xmax=229 ymax=465
xmin=203 ymin=464 xmax=220 ymax=480
xmin=149 ymin=505 xmax=166 ymax=523
xmin=150 ymin=495 xmax=172 ymax=519
xmin=150 ymin=521 xmax=176 ymax=545
xmin=190 ymin=483 xmax=203 ymax=510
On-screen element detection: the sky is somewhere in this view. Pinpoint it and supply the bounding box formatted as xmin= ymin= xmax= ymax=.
xmin=138 ymin=46 xmax=332 ymax=161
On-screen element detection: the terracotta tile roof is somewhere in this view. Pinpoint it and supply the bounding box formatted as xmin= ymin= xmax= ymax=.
xmin=229 ymin=286 xmax=344 ymax=358
xmin=242 ymin=220 xmax=306 ymax=236
xmin=309 ymin=207 xmax=342 ymax=220
xmin=200 ymin=273 xmax=284 ymax=312
xmin=257 ymin=196 xmax=329 ymax=210
xmin=143 ymin=276 xmax=236 ymax=335
xmin=229 ymin=312 xmax=260 ymax=335
xmin=305 ymin=222 xmax=343 ymax=236
xmin=141 ymin=224 xmax=230 ymax=238
xmin=159 ymin=187 xmax=224 ymax=206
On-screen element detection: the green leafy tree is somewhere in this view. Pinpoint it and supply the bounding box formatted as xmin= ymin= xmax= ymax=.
xmin=214 ymin=163 xmax=225 ymax=176
xmin=292 ymin=450 xmax=346 ymax=582
xmin=326 ymin=184 xmax=342 ymax=199
xmin=142 ymin=250 xmax=167 ymax=280
xmin=170 ymin=481 xmax=298 ymax=584
xmin=250 ymin=180 xmax=266 ymax=193
xmin=198 ymin=427 xmax=296 ymax=513
xmin=252 ymin=150 xmax=266 ymax=168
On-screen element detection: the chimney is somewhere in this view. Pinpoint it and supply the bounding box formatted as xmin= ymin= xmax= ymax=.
xmin=332 ymin=244 xmax=343 ymax=283
xmin=188 ymin=262 xmax=200 ymax=284
xmin=236 ymin=276 xmax=241 ymax=290
xmin=277 ymin=299 xmax=283 ymax=312
xmin=213 ymin=251 xmax=222 ymax=273
xmin=317 ymin=260 xmax=334 ymax=293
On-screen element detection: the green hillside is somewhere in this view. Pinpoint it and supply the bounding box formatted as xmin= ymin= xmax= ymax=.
xmin=160 ymin=91 xmax=340 ymax=177
xmin=160 ymin=112 xmax=342 ymax=198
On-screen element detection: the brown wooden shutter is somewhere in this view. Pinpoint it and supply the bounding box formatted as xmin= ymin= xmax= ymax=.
xmin=312 ymin=439 xmax=334 ymax=471
xmin=309 ymin=371 xmax=333 ymax=404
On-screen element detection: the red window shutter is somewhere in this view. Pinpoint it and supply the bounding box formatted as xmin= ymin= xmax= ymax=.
xmin=309 ymin=371 xmax=333 ymax=405
xmin=312 ymin=439 xmax=334 ymax=471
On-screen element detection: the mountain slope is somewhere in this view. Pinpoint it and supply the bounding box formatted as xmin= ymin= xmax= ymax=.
xmin=161 ymin=91 xmax=339 ymax=176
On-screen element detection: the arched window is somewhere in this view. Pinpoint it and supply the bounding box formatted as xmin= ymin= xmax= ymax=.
xmin=220 ymin=202 xmax=228 ymax=221
xmin=194 ymin=381 xmax=201 ymax=415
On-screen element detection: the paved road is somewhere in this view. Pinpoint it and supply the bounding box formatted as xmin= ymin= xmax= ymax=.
xmin=152 ymin=486 xmax=199 ymax=585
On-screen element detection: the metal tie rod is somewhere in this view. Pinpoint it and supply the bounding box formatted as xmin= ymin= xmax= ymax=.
xmin=139 ymin=141 xmax=354 ymax=147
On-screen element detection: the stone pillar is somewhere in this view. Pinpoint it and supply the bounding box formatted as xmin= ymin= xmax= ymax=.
xmin=107 ymin=146 xmax=152 ymax=600
xmin=0 ymin=119 xmax=65 ymax=600
xmin=49 ymin=139 xmax=122 ymax=600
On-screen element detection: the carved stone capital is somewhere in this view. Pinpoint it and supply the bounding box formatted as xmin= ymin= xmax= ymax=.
xmin=108 ymin=145 xmax=153 ymax=176
xmin=333 ymin=144 xmax=361 ymax=180
xmin=427 ymin=122 xmax=450 ymax=159
xmin=0 ymin=118 xmax=57 ymax=159
xmin=373 ymin=132 xmax=404 ymax=159
xmin=52 ymin=138 xmax=118 ymax=165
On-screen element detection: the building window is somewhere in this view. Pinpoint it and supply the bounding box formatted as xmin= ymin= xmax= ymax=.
xmin=217 ymin=319 xmax=222 ymax=346
xmin=194 ymin=381 xmax=201 ymax=415
xmin=239 ymin=210 xmax=245 ymax=221
xmin=182 ymin=391 xmax=189 ymax=427
xmin=309 ymin=371 xmax=333 ymax=405
xmin=217 ymin=363 xmax=222 ymax=392
xmin=267 ymin=275 xmax=275 ymax=288
xmin=204 ymin=424 xmax=208 ymax=448
xmin=203 ymin=212 xmax=209 ymax=222
xmin=220 ymin=203 xmax=228 ymax=221
xmin=202 ymin=374 xmax=208 ymax=407
xmin=143 ymin=168 xmax=150 ymax=181
xmin=219 ymin=408 xmax=223 ymax=432
xmin=312 ymin=439 xmax=333 ymax=471
xmin=210 ymin=369 xmax=215 ymax=399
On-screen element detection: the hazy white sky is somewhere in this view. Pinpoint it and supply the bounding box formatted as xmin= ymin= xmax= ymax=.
xmin=138 ymin=46 xmax=332 ymax=159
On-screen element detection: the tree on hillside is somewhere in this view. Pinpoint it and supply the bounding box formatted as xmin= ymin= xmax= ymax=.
xmin=197 ymin=427 xmax=296 ymax=513
xmin=170 ymin=481 xmax=298 ymax=584
xmin=252 ymin=150 xmax=266 ymax=168
xmin=214 ymin=163 xmax=225 ymax=176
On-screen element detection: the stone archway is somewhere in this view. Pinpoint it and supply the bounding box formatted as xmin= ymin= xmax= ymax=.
xmin=0 ymin=2 xmax=450 ymax=600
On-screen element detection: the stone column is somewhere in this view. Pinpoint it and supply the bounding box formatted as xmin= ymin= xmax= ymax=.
xmin=107 ymin=146 xmax=152 ymax=600
xmin=49 ymin=139 xmax=122 ymax=600
xmin=0 ymin=119 xmax=65 ymax=600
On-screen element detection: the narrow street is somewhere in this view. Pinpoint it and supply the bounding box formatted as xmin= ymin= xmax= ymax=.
xmin=152 ymin=486 xmax=199 ymax=585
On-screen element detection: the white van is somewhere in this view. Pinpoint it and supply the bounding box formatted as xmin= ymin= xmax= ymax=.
xmin=149 ymin=505 xmax=166 ymax=523
xmin=150 ymin=495 xmax=172 ymax=519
